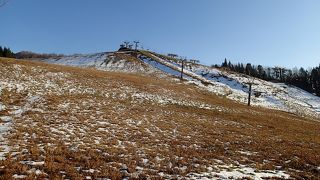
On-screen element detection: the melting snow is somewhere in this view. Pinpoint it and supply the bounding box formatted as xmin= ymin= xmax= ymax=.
xmin=0 ymin=115 xmax=12 ymax=160
xmin=40 ymin=51 xmax=320 ymax=118
xmin=144 ymin=54 xmax=320 ymax=118
xmin=187 ymin=165 xmax=290 ymax=179
xmin=12 ymin=174 xmax=27 ymax=179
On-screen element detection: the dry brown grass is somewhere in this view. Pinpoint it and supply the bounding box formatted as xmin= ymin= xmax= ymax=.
xmin=0 ymin=57 xmax=319 ymax=179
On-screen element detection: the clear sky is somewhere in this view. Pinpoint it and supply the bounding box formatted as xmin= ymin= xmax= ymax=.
xmin=1 ymin=0 xmax=320 ymax=68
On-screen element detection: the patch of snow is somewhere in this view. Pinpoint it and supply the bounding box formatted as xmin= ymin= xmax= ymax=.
xmin=12 ymin=174 xmax=27 ymax=179
xmin=237 ymin=150 xmax=256 ymax=156
xmin=187 ymin=165 xmax=290 ymax=179
xmin=83 ymin=169 xmax=97 ymax=173
xmin=11 ymin=108 xmax=24 ymax=116
xmin=38 ymin=50 xmax=320 ymax=117
xmin=42 ymin=52 xmax=159 ymax=74
xmin=27 ymin=168 xmax=44 ymax=175
xmin=27 ymin=95 xmax=41 ymax=104
xmin=0 ymin=114 xmax=12 ymax=160
xmin=0 ymin=103 xmax=5 ymax=111
xmin=0 ymin=116 xmax=12 ymax=122
xmin=140 ymin=53 xmax=213 ymax=84
xmin=142 ymin=158 xmax=149 ymax=164
xmin=20 ymin=161 xmax=45 ymax=166
xmin=145 ymin=53 xmax=320 ymax=118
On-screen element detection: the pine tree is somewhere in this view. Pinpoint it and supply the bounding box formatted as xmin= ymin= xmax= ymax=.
xmin=0 ymin=46 xmax=3 ymax=57
xmin=317 ymin=66 xmax=320 ymax=96
xmin=222 ymin=58 xmax=228 ymax=67
xmin=245 ymin=63 xmax=252 ymax=75
xmin=3 ymin=47 xmax=8 ymax=57
xmin=266 ymin=68 xmax=271 ymax=80
xmin=240 ymin=63 xmax=245 ymax=74
xmin=214 ymin=59 xmax=320 ymax=97
xmin=311 ymin=66 xmax=320 ymax=96
xmin=2 ymin=47 xmax=14 ymax=58
xmin=257 ymin=65 xmax=264 ymax=78
xmin=228 ymin=61 xmax=232 ymax=69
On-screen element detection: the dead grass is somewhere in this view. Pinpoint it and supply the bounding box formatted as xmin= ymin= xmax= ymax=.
xmin=0 ymin=57 xmax=319 ymax=179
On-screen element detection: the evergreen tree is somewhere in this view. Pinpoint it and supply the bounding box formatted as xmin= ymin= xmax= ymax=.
xmin=240 ymin=63 xmax=245 ymax=74
xmin=222 ymin=58 xmax=228 ymax=67
xmin=245 ymin=63 xmax=252 ymax=75
xmin=0 ymin=46 xmax=3 ymax=57
xmin=228 ymin=61 xmax=232 ymax=69
xmin=257 ymin=65 xmax=264 ymax=78
xmin=3 ymin=47 xmax=8 ymax=57
xmin=266 ymin=68 xmax=271 ymax=80
xmin=215 ymin=59 xmax=320 ymax=97
xmin=317 ymin=66 xmax=320 ymax=96
xmin=311 ymin=66 xmax=320 ymax=96
xmin=2 ymin=47 xmax=14 ymax=58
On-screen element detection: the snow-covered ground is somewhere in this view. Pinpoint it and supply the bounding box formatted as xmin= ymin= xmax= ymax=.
xmin=146 ymin=53 xmax=320 ymax=118
xmin=2 ymin=57 xmax=320 ymax=179
xmin=186 ymin=164 xmax=289 ymax=179
xmin=0 ymin=85 xmax=12 ymax=160
xmin=39 ymin=51 xmax=320 ymax=118
xmin=41 ymin=52 xmax=160 ymax=74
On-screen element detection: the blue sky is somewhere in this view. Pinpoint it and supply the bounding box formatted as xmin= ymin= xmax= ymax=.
xmin=1 ymin=0 xmax=320 ymax=68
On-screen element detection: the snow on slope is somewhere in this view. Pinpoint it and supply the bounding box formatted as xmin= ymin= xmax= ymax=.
xmin=139 ymin=52 xmax=214 ymax=85
xmin=40 ymin=51 xmax=320 ymax=118
xmin=150 ymin=54 xmax=320 ymax=118
xmin=0 ymin=59 xmax=296 ymax=179
xmin=42 ymin=52 xmax=161 ymax=74
xmin=139 ymin=55 xmax=192 ymax=80
xmin=0 ymin=85 xmax=12 ymax=160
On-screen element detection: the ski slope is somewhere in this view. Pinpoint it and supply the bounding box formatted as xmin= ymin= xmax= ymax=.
xmin=4 ymin=57 xmax=314 ymax=179
xmin=41 ymin=52 xmax=160 ymax=74
xmin=41 ymin=51 xmax=320 ymax=118
xmin=147 ymin=53 xmax=320 ymax=118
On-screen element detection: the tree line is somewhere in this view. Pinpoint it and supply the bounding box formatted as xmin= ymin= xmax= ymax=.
xmin=0 ymin=45 xmax=63 ymax=59
xmin=216 ymin=58 xmax=320 ymax=96
xmin=0 ymin=46 xmax=15 ymax=58
xmin=15 ymin=51 xmax=63 ymax=59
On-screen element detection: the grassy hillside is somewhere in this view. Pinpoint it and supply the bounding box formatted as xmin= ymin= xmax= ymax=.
xmin=0 ymin=57 xmax=319 ymax=179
